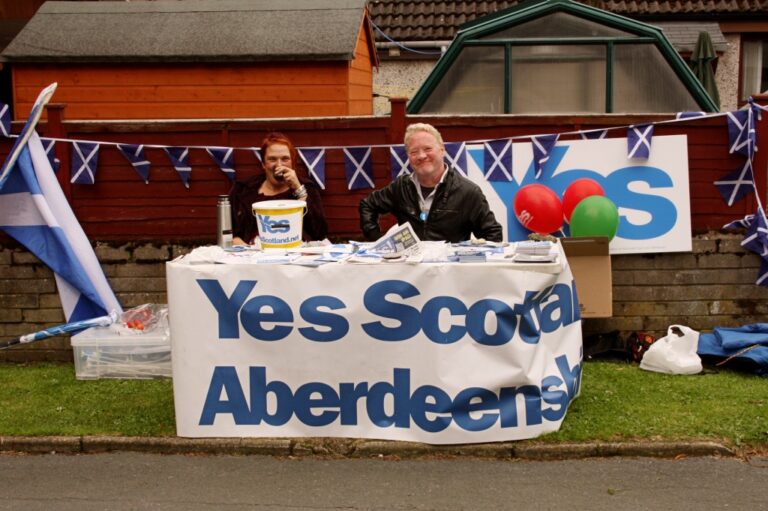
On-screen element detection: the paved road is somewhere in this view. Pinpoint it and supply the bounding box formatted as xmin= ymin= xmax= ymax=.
xmin=1 ymin=452 xmax=766 ymax=510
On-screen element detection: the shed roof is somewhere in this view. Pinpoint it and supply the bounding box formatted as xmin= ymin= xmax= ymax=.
xmin=369 ymin=0 xmax=765 ymax=47
xmin=1 ymin=0 xmax=373 ymax=63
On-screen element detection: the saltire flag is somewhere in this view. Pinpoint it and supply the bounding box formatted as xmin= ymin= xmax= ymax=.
xmin=444 ymin=142 xmax=467 ymax=176
xmin=298 ymin=147 xmax=326 ymax=190
xmin=580 ymin=129 xmax=608 ymax=140
xmin=117 ymin=144 xmax=150 ymax=184
xmin=164 ymin=146 xmax=192 ymax=188
xmin=726 ymin=108 xmax=756 ymax=158
xmin=389 ymin=145 xmax=410 ymax=181
xmin=41 ymin=138 xmax=60 ymax=173
xmin=740 ymin=207 xmax=768 ymax=287
xmin=531 ymin=134 xmax=559 ymax=179
xmin=627 ymin=124 xmax=654 ymax=159
xmin=483 ymin=139 xmax=512 ymax=182
xmin=676 ymin=111 xmax=707 ymax=120
xmin=251 ymin=147 xmax=262 ymax=164
xmin=0 ymin=102 xmax=10 ymax=138
xmin=714 ymin=158 xmax=754 ymax=206
xmin=0 ymin=84 xmax=122 ymax=322
xmin=741 ymin=207 xmax=768 ymax=256
xmin=70 ymin=141 xmax=99 ymax=185
xmin=722 ymin=213 xmax=755 ymax=230
xmin=343 ymin=146 xmax=374 ymax=190
xmin=758 ymin=256 xmax=768 ymax=287
xmin=206 ymin=147 xmax=236 ymax=182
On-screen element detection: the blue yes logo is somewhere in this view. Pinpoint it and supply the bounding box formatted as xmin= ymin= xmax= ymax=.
xmin=257 ymin=215 xmax=291 ymax=234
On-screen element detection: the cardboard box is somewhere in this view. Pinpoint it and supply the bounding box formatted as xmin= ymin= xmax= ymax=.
xmin=561 ymin=236 xmax=613 ymax=318
xmin=71 ymin=320 xmax=171 ymax=380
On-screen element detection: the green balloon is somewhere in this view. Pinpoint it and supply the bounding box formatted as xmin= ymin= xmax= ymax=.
xmin=569 ymin=195 xmax=619 ymax=240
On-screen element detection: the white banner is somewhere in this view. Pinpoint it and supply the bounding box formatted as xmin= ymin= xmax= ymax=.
xmin=471 ymin=135 xmax=692 ymax=254
xmin=167 ymin=257 xmax=583 ymax=444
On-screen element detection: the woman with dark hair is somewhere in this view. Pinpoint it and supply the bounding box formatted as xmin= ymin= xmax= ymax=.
xmin=229 ymin=132 xmax=328 ymax=245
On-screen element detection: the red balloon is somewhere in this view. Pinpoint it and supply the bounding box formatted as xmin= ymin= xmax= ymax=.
xmin=513 ymin=184 xmax=563 ymax=234
xmin=563 ymin=178 xmax=605 ymax=222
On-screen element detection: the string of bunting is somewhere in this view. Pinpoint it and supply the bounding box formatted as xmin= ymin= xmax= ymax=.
xmin=1 ymin=100 xmax=767 ymax=285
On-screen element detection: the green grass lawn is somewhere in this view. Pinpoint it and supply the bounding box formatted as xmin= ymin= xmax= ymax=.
xmin=0 ymin=361 xmax=766 ymax=449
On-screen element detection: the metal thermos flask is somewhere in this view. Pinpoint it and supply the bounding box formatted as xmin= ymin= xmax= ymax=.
xmin=216 ymin=195 xmax=233 ymax=248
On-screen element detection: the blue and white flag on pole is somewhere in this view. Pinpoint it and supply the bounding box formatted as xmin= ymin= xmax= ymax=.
xmin=343 ymin=147 xmax=374 ymax=190
xmin=627 ymin=124 xmax=654 ymax=159
xmin=444 ymin=142 xmax=467 ymax=176
xmin=483 ymin=139 xmax=513 ymax=182
xmin=41 ymin=138 xmax=61 ymax=173
xmin=70 ymin=141 xmax=99 ymax=185
xmin=531 ymin=134 xmax=559 ymax=179
xmin=0 ymin=85 xmax=122 ymax=322
xmin=117 ymin=144 xmax=151 ymax=184
xmin=390 ymin=145 xmax=410 ymax=181
xmin=0 ymin=102 xmax=10 ymax=138
xmin=206 ymin=147 xmax=236 ymax=182
xmin=164 ymin=146 xmax=192 ymax=188
xmin=298 ymin=147 xmax=326 ymax=190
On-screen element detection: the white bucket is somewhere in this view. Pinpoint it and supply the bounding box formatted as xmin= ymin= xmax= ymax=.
xmin=252 ymin=199 xmax=306 ymax=248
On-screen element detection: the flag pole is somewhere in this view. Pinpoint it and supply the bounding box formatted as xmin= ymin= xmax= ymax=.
xmin=0 ymin=82 xmax=57 ymax=184
xmin=0 ymin=311 xmax=117 ymax=351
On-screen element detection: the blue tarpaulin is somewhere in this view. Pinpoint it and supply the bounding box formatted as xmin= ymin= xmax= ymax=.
xmin=698 ymin=323 xmax=768 ymax=377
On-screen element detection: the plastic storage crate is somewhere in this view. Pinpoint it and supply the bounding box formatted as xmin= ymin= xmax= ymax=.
xmin=71 ymin=321 xmax=171 ymax=380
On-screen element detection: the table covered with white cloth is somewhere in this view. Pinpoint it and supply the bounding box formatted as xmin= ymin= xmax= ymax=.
xmin=166 ymin=243 xmax=583 ymax=444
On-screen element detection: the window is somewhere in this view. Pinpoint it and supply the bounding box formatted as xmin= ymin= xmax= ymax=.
xmin=741 ymin=38 xmax=768 ymax=101
xmin=409 ymin=5 xmax=717 ymax=114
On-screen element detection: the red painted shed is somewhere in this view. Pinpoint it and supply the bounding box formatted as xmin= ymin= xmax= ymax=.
xmin=0 ymin=0 xmax=378 ymax=120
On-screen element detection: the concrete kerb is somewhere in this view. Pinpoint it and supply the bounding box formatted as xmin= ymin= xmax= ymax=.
xmin=0 ymin=436 xmax=735 ymax=460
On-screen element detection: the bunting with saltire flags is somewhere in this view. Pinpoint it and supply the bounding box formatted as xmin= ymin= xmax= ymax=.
xmin=676 ymin=112 xmax=707 ymax=120
xmin=206 ymin=147 xmax=236 ymax=182
xmin=164 ymin=146 xmax=191 ymax=188
xmin=298 ymin=147 xmax=326 ymax=190
xmin=0 ymin=83 xmax=122 ymax=322
xmin=0 ymin=102 xmax=10 ymax=138
xmin=722 ymin=213 xmax=756 ymax=230
xmin=726 ymin=107 xmax=757 ymax=158
xmin=343 ymin=146 xmax=374 ymax=190
xmin=714 ymin=159 xmax=755 ymax=207
xmin=580 ymin=129 xmax=608 ymax=140
xmin=41 ymin=138 xmax=60 ymax=173
xmin=117 ymin=144 xmax=150 ymax=184
xmin=483 ymin=139 xmax=513 ymax=182
xmin=389 ymin=145 xmax=410 ymax=181
xmin=70 ymin=141 xmax=99 ymax=185
xmin=627 ymin=124 xmax=654 ymax=159
xmin=444 ymin=142 xmax=467 ymax=176
xmin=531 ymin=134 xmax=559 ymax=179
xmin=251 ymin=147 xmax=262 ymax=164
xmin=742 ymin=208 xmax=768 ymax=286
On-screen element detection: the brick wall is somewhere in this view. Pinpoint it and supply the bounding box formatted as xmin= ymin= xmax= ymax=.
xmin=2 ymin=233 xmax=767 ymax=362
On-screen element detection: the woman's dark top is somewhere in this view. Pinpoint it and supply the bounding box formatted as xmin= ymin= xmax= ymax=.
xmin=229 ymin=174 xmax=328 ymax=244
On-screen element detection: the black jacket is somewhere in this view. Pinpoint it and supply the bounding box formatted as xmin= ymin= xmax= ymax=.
xmin=359 ymin=168 xmax=503 ymax=243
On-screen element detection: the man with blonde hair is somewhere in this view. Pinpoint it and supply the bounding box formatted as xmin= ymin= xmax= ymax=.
xmin=359 ymin=123 xmax=502 ymax=242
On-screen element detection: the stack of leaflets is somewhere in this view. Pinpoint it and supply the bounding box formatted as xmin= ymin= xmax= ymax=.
xmin=512 ymin=240 xmax=558 ymax=263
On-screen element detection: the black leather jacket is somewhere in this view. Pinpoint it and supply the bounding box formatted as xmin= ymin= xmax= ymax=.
xmin=359 ymin=167 xmax=503 ymax=243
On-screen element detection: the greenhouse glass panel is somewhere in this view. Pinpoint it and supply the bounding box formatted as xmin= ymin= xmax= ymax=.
xmin=420 ymin=46 xmax=505 ymax=113
xmin=613 ymin=44 xmax=700 ymax=113
xmin=488 ymin=12 xmax=630 ymax=39
xmin=510 ymin=45 xmax=606 ymax=114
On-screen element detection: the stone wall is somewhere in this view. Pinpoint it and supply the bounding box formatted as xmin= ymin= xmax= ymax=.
xmin=1 ymin=233 xmax=767 ymax=362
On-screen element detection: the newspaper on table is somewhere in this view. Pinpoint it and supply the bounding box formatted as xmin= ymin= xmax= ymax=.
xmin=366 ymin=222 xmax=421 ymax=256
